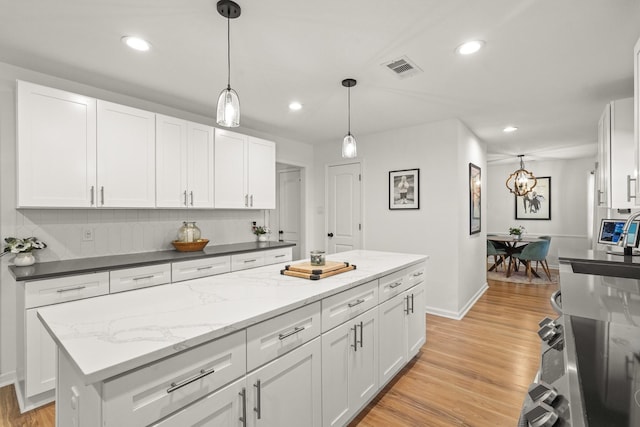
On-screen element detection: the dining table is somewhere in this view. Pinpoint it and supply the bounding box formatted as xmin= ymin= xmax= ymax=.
xmin=487 ymin=235 xmax=546 ymax=278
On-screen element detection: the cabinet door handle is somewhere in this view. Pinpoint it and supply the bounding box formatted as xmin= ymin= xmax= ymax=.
xmin=197 ymin=266 xmax=213 ymax=271
xmin=100 ymin=186 xmax=105 ymax=206
xmin=597 ymin=190 xmax=603 ymax=205
xmin=190 ymin=191 xmax=194 ymax=206
xmin=166 ymin=367 xmax=215 ymax=393
xmin=359 ymin=321 xmax=364 ymax=348
xmin=56 ymin=285 xmax=86 ymax=293
xmin=278 ymin=326 xmax=305 ymax=340
xmin=253 ymin=380 xmax=262 ymax=419
xmin=239 ymin=387 xmax=247 ymax=427
xmin=404 ymin=295 xmax=410 ymax=314
xmin=250 ymin=194 xmax=254 ymax=207
xmin=245 ymin=194 xmax=249 ymax=207
xmin=183 ymin=190 xmax=188 ymax=206
xmin=348 ymin=298 xmax=365 ymax=308
xmin=412 ymin=271 xmax=424 ymax=277
xmin=390 ymin=281 xmax=403 ymax=289
xmin=90 ymin=186 xmax=95 ymax=206
xmin=351 ymin=324 xmax=358 ymax=352
xmin=132 ymin=275 xmax=154 ymax=281
xmin=411 ymin=294 xmax=415 ymax=314
xmin=627 ymin=175 xmax=636 ymax=202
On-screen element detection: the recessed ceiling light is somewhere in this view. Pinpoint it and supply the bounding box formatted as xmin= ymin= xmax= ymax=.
xmin=503 ymin=126 xmax=518 ymax=133
xmin=456 ymin=40 xmax=485 ymax=55
xmin=121 ymin=36 xmax=151 ymax=52
xmin=289 ymin=102 xmax=302 ymax=111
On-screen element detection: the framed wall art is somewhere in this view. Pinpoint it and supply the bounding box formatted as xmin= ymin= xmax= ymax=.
xmin=515 ymin=176 xmax=551 ymax=220
xmin=469 ymin=163 xmax=481 ymax=234
xmin=389 ymin=169 xmax=419 ymax=210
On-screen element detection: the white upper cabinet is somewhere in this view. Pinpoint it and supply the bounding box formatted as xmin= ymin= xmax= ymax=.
xmin=214 ymin=129 xmax=275 ymax=209
xmin=17 ymin=81 xmax=97 ymax=208
xmin=97 ymin=100 xmax=156 ymax=208
xmin=635 ymin=37 xmax=640 ymax=204
xmin=597 ymin=98 xmax=634 ymax=208
xmin=156 ymin=115 xmax=214 ymax=208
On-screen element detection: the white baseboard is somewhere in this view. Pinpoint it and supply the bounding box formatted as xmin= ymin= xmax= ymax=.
xmin=424 ymin=282 xmax=489 ymax=320
xmin=0 ymin=370 xmax=15 ymax=388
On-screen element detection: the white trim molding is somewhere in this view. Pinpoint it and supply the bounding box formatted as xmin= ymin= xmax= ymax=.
xmin=424 ymin=282 xmax=489 ymax=320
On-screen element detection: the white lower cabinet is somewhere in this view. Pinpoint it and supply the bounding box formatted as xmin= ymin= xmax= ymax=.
xmin=378 ymin=281 xmax=426 ymax=386
xmin=246 ymin=337 xmax=322 ymax=427
xmin=321 ymin=308 xmax=378 ymax=427
xmin=24 ymin=309 xmax=56 ymax=397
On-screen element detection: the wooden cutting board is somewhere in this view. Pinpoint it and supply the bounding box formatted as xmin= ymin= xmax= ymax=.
xmin=280 ymin=264 xmax=356 ymax=280
xmin=284 ymin=261 xmax=350 ymax=275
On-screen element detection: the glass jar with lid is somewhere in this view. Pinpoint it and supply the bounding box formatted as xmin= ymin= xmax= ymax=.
xmin=177 ymin=221 xmax=201 ymax=243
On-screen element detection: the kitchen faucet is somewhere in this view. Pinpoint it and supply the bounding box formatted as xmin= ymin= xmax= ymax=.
xmin=617 ymin=211 xmax=640 ymax=255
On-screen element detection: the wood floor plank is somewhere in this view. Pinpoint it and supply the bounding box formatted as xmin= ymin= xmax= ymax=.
xmin=0 ymin=278 xmax=557 ymax=426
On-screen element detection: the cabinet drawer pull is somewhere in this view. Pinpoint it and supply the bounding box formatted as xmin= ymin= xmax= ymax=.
xmin=243 ymin=259 xmax=257 ymax=263
xmin=412 ymin=271 xmax=424 ymax=277
xmin=389 ymin=281 xmax=403 ymax=289
xmin=56 ymin=285 xmax=87 ymax=293
xmin=196 ymin=266 xmax=213 ymax=271
xmin=275 ymin=254 xmax=286 ymax=258
xmin=132 ymin=275 xmax=154 ymax=281
xmin=166 ymin=367 xmax=215 ymax=393
xmin=239 ymin=387 xmax=247 ymax=426
xmin=278 ymin=326 xmax=305 ymax=340
xmin=348 ymin=298 xmax=365 ymax=308
xmin=253 ymin=380 xmax=262 ymax=419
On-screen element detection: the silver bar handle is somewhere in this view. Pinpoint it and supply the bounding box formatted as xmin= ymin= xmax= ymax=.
xmin=183 ymin=190 xmax=188 ymax=206
xmin=244 ymin=259 xmax=257 ymax=263
xmin=411 ymin=294 xmax=415 ymax=314
xmin=278 ymin=326 xmax=305 ymax=340
xmin=389 ymin=281 xmax=403 ymax=289
xmin=351 ymin=324 xmax=358 ymax=352
xmin=90 ymin=186 xmax=95 ymax=206
xmin=627 ymin=175 xmax=636 ymax=202
xmin=100 ymin=186 xmax=105 ymax=206
xmin=348 ymin=298 xmax=365 ymax=308
xmin=56 ymin=285 xmax=86 ymax=293
xmin=190 ymin=191 xmax=194 ymax=206
xmin=197 ymin=266 xmax=213 ymax=271
xmin=404 ymin=295 xmax=410 ymax=314
xmin=597 ymin=190 xmax=603 ymax=205
xmin=250 ymin=194 xmax=254 ymax=207
xmin=412 ymin=271 xmax=424 ymax=277
xmin=239 ymin=387 xmax=247 ymax=426
xmin=245 ymin=194 xmax=249 ymax=207
xmin=166 ymin=367 xmax=215 ymax=393
xmin=133 ymin=275 xmax=154 ymax=281
xmin=253 ymin=380 xmax=262 ymax=419
xmin=359 ymin=321 xmax=364 ymax=348
xmin=275 ymin=254 xmax=286 ymax=258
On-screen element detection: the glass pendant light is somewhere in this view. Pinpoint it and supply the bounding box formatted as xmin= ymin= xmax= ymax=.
xmin=506 ymin=155 xmax=537 ymax=196
xmin=341 ymin=78 xmax=357 ymax=158
xmin=216 ymin=0 xmax=241 ymax=127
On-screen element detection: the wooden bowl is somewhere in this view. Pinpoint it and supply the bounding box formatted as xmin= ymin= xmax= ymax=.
xmin=172 ymin=239 xmax=209 ymax=252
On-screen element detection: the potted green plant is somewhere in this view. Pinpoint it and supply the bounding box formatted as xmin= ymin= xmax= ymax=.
xmin=2 ymin=236 xmax=47 ymax=266
xmin=508 ymin=226 xmax=526 ymax=240
xmin=252 ymin=225 xmax=271 ymax=242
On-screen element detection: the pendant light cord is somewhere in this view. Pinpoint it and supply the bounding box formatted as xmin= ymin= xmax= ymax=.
xmin=226 ymin=14 xmax=231 ymax=89
xmin=347 ymin=86 xmax=351 ymax=135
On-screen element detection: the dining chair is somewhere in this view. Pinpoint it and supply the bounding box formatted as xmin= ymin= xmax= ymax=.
xmin=510 ymin=240 xmax=552 ymax=281
xmin=487 ymin=240 xmax=507 ymax=271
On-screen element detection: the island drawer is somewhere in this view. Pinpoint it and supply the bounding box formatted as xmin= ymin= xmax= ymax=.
xmin=109 ymin=264 xmax=171 ymax=294
xmin=102 ymin=330 xmax=246 ymax=427
xmin=171 ymin=256 xmax=231 ymax=283
xmin=231 ymin=252 xmax=265 ymax=271
xmin=263 ymin=247 xmax=293 ymax=265
xmin=321 ymin=279 xmax=378 ymax=332
xmin=378 ymin=268 xmax=411 ymax=302
xmin=406 ymin=263 xmax=426 ymax=287
xmin=24 ymin=272 xmax=110 ymax=308
xmin=247 ymin=302 xmax=321 ymax=371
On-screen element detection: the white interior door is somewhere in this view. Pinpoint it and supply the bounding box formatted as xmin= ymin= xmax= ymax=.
xmin=327 ymin=163 xmax=361 ymax=254
xmin=278 ymin=169 xmax=301 ymax=260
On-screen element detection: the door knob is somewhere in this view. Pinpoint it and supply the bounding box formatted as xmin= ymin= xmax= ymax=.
xmin=279 ymin=230 xmax=284 ymax=234
xmin=328 ymin=233 xmax=334 ymax=238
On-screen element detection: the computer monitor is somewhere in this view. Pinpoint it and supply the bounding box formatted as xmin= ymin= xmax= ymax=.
xmin=598 ymin=219 xmax=640 ymax=247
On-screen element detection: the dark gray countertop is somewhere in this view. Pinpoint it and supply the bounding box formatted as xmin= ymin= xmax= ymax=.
xmin=9 ymin=241 xmax=296 ymax=282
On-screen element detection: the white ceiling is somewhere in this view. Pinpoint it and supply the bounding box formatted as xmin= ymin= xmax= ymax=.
xmin=1 ymin=0 xmax=639 ymax=162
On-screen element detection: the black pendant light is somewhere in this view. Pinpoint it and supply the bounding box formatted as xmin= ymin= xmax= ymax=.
xmin=216 ymin=0 xmax=241 ymax=127
xmin=341 ymin=78 xmax=357 ymax=158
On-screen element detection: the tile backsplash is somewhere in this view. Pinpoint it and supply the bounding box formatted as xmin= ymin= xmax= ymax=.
xmin=11 ymin=208 xmax=269 ymax=262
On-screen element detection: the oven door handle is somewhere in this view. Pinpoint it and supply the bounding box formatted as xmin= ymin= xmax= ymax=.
xmin=550 ymin=290 xmax=562 ymax=315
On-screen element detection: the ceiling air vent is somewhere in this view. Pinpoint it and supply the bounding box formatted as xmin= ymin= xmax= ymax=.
xmin=383 ymin=56 xmax=422 ymax=79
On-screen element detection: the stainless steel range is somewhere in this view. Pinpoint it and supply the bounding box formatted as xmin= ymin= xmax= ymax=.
xmin=521 ymin=262 xmax=640 ymax=427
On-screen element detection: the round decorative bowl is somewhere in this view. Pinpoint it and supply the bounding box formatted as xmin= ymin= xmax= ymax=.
xmin=171 ymin=239 xmax=209 ymax=252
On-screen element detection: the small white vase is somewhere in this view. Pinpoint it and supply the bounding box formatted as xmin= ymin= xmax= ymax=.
xmin=14 ymin=252 xmax=35 ymax=267
xmin=257 ymin=234 xmax=268 ymax=242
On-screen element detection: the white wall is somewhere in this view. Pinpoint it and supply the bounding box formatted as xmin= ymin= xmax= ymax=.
xmin=0 ymin=61 xmax=315 ymax=383
xmin=486 ymin=157 xmax=595 ymax=267
xmin=313 ymin=118 xmax=487 ymax=319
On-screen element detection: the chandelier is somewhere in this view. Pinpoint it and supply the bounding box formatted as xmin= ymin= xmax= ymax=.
xmin=506 ymin=155 xmax=537 ymax=196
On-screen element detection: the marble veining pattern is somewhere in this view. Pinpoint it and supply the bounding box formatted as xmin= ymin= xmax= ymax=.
xmin=37 ymin=250 xmax=428 ymax=384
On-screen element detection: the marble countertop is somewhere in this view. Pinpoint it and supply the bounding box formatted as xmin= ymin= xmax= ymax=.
xmin=37 ymin=249 xmax=428 ymax=385
xmin=9 ymin=241 xmax=295 ymax=282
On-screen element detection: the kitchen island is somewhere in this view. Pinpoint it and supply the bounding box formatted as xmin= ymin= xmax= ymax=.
xmin=38 ymin=249 xmax=428 ymax=426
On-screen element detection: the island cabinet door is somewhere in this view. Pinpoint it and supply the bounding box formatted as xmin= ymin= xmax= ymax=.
xmin=151 ymin=376 xmax=246 ymax=427
xmin=245 ymin=337 xmax=321 ymax=427
xmin=378 ymin=293 xmax=407 ymax=385
xmin=406 ymin=281 xmax=426 ymax=359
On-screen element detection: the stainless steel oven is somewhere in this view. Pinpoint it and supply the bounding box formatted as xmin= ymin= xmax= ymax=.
xmin=521 ymin=263 xmax=640 ymax=427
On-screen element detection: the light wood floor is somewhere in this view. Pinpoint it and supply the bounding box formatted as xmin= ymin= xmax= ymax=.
xmin=0 ymin=278 xmax=556 ymax=427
